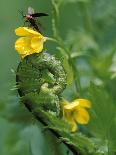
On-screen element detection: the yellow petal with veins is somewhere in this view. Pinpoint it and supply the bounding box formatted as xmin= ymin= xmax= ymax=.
xmin=15 ymin=27 xmax=42 ymax=37
xmin=31 ymin=37 xmax=44 ymax=53
xmin=15 ymin=37 xmax=32 ymax=55
xmin=74 ymin=107 xmax=90 ymax=124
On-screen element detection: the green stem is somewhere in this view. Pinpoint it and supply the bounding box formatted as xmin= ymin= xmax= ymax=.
xmin=78 ymin=2 xmax=93 ymax=33
xmin=51 ymin=0 xmax=60 ymax=38
xmin=69 ymin=59 xmax=81 ymax=97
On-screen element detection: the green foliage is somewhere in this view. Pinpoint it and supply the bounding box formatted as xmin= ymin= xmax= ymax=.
xmin=87 ymin=83 xmax=116 ymax=155
xmin=89 ymin=50 xmax=115 ymax=79
xmin=20 ymin=82 xmax=116 ymax=155
xmin=0 ymin=0 xmax=116 ymax=155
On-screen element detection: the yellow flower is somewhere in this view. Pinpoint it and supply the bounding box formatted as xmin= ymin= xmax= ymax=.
xmin=15 ymin=27 xmax=46 ymax=58
xmin=63 ymin=98 xmax=91 ymax=132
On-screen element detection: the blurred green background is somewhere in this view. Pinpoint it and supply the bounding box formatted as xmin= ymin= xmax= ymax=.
xmin=0 ymin=0 xmax=116 ymax=154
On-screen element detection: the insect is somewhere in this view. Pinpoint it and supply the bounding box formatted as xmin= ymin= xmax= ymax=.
xmin=20 ymin=7 xmax=48 ymax=33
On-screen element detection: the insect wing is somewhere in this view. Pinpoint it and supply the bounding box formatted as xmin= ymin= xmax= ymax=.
xmin=32 ymin=13 xmax=48 ymax=17
xmin=28 ymin=7 xmax=34 ymax=15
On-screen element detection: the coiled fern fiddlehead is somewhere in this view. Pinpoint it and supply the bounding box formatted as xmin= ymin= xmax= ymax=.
xmin=16 ymin=52 xmax=67 ymax=115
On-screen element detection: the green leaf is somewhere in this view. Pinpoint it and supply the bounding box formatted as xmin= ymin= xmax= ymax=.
xmin=87 ymin=83 xmax=116 ymax=154
xmin=90 ymin=50 xmax=115 ymax=79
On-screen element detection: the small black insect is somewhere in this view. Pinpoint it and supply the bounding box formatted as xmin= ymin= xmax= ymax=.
xmin=20 ymin=7 xmax=48 ymax=33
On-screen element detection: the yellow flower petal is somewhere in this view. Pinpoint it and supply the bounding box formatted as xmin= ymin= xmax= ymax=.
xmin=15 ymin=27 xmax=42 ymax=37
xmin=63 ymin=98 xmax=91 ymax=132
xmin=63 ymin=102 xmax=79 ymax=111
xmin=74 ymin=107 xmax=90 ymax=124
xmin=63 ymin=108 xmax=73 ymax=122
xmin=62 ymin=99 xmax=70 ymax=106
xmin=15 ymin=37 xmax=32 ymax=55
xmin=31 ymin=37 xmax=44 ymax=53
xmin=63 ymin=109 xmax=77 ymax=132
xmin=72 ymin=99 xmax=91 ymax=108
xmin=15 ymin=27 xmax=46 ymax=57
xmin=71 ymin=121 xmax=78 ymax=132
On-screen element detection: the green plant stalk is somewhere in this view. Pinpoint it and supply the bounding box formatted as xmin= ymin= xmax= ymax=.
xmin=78 ymin=1 xmax=93 ymax=33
